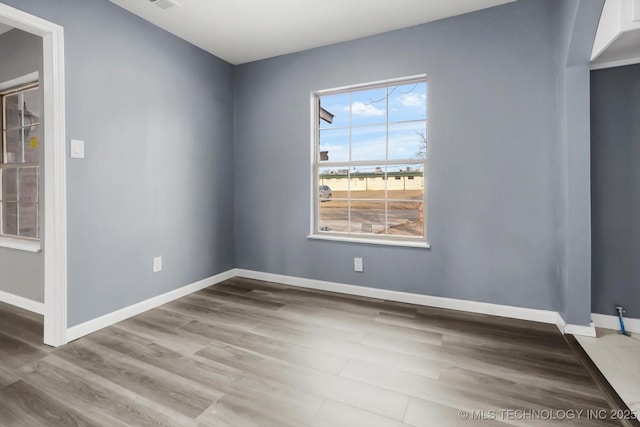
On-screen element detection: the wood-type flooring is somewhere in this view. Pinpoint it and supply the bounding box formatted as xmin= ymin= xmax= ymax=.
xmin=0 ymin=277 xmax=637 ymax=426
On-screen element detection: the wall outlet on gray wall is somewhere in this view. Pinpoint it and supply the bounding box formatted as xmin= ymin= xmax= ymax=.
xmin=354 ymin=258 xmax=363 ymax=273
xmin=153 ymin=257 xmax=162 ymax=273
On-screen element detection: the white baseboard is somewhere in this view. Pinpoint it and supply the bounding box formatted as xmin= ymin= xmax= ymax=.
xmin=65 ymin=267 xmax=600 ymax=345
xmin=0 ymin=290 xmax=45 ymax=315
xmin=564 ymin=322 xmax=597 ymax=337
xmin=65 ymin=269 xmax=237 ymax=342
xmin=555 ymin=313 xmax=567 ymax=334
xmin=591 ymin=313 xmax=640 ymax=334
xmin=235 ymin=269 xmax=560 ymax=326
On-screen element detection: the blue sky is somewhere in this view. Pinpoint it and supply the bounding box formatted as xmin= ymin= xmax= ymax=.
xmin=319 ymin=82 xmax=427 ymax=166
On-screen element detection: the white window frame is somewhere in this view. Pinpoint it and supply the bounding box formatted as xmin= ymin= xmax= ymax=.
xmin=308 ymin=75 xmax=430 ymax=249
xmin=0 ymin=72 xmax=41 ymax=252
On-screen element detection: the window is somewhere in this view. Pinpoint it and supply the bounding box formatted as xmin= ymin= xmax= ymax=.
xmin=0 ymin=81 xmax=41 ymax=242
xmin=312 ymin=76 xmax=428 ymax=246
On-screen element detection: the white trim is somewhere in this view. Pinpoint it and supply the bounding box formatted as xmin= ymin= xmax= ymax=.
xmin=591 ymin=0 xmax=622 ymax=61
xmin=0 ymin=4 xmax=69 ymax=347
xmin=0 ymin=71 xmax=38 ymax=91
xmin=314 ymin=74 xmax=427 ymax=96
xmin=41 ymin=17 xmax=68 ymax=347
xmin=309 ymin=93 xmax=317 ymax=238
xmin=591 ymin=313 xmax=640 ymax=334
xmin=590 ymin=56 xmax=640 ymax=70
xmin=555 ymin=313 xmax=567 ymax=334
xmin=564 ymin=322 xmax=597 ymax=337
xmin=0 ymin=290 xmax=44 ymax=314
xmin=0 ymin=236 xmax=41 ymax=252
xmin=234 ymin=269 xmax=559 ymax=325
xmin=307 ymin=234 xmax=430 ymax=249
xmin=45 ymin=24 xmax=68 ymax=347
xmin=65 ymin=269 xmax=237 ymax=342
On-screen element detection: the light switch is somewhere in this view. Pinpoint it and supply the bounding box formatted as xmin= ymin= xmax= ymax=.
xmin=70 ymin=139 xmax=85 ymax=158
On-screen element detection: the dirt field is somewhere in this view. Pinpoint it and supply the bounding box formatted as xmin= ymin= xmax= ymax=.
xmin=319 ymin=190 xmax=425 ymax=237
xmin=331 ymin=189 xmax=423 ymax=201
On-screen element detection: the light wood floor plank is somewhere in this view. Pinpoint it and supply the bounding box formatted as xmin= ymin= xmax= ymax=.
xmin=53 ymin=339 xmax=222 ymax=418
xmin=196 ymin=393 xmax=314 ymax=427
xmin=181 ymin=319 xmax=349 ymax=374
xmin=20 ymin=355 xmax=192 ymax=427
xmin=310 ymin=399 xmax=411 ymax=427
xmin=0 ymin=380 xmax=94 ymax=427
xmin=250 ymin=321 xmax=441 ymax=379
xmin=196 ymin=340 xmax=411 ymax=421
xmin=403 ymin=396 xmax=511 ymax=427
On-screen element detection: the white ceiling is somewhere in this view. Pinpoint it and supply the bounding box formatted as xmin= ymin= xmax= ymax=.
xmin=109 ymin=0 xmax=515 ymax=65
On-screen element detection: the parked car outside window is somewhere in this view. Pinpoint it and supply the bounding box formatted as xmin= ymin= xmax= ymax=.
xmin=319 ymin=185 xmax=332 ymax=201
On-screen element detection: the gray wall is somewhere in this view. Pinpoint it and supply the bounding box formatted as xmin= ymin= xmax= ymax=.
xmin=0 ymin=28 xmax=44 ymax=302
xmin=234 ymin=0 xmax=583 ymax=314
xmin=591 ymin=64 xmax=640 ymax=319
xmin=556 ymin=0 xmax=604 ymax=325
xmin=1 ymin=0 xmax=236 ymax=326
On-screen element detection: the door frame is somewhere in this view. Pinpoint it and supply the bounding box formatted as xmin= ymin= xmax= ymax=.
xmin=0 ymin=3 xmax=67 ymax=346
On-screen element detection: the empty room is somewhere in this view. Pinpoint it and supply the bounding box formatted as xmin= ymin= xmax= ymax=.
xmin=0 ymin=0 xmax=638 ymax=425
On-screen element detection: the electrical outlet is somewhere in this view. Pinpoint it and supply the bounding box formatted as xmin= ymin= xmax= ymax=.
xmin=153 ymin=256 xmax=162 ymax=273
xmin=354 ymin=257 xmax=363 ymax=272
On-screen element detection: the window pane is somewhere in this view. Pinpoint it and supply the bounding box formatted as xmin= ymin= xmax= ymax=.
xmin=18 ymin=202 xmax=38 ymax=238
xmin=321 ymin=183 xmax=346 ymax=201
xmin=388 ymin=82 xmax=426 ymax=123
xmin=22 ymin=88 xmax=40 ymax=125
xmin=1 ymin=201 xmax=17 ymax=235
xmin=318 ymin=166 xmax=349 ymax=191
xmin=387 ymin=183 xmax=423 ymax=201
xmin=319 ymin=92 xmax=349 ymax=129
xmin=319 ymin=128 xmax=349 ymax=162
xmin=330 ymin=190 xmax=348 ymax=200
xmin=351 ymin=88 xmax=386 ymax=127
xmin=386 ymin=201 xmax=424 ymax=237
xmin=4 ymin=93 xmax=20 ymax=130
xmin=386 ymin=164 xmax=424 ymax=197
xmin=1 ymin=168 xmax=17 ymax=201
xmin=23 ymin=124 xmax=40 ymax=163
xmin=319 ymin=168 xmax=348 ymax=197
xmin=389 ymin=122 xmax=426 ymax=160
xmin=319 ymin=199 xmax=348 ymax=233
xmin=3 ymin=129 xmax=24 ymax=163
xmin=18 ymin=167 xmax=38 ymax=203
xmin=350 ymin=165 xmax=386 ymax=199
xmin=351 ymin=125 xmax=386 ymax=162
xmin=350 ymin=200 xmax=386 ymax=235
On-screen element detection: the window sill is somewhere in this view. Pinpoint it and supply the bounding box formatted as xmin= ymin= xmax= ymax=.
xmin=0 ymin=237 xmax=41 ymax=253
xmin=307 ymin=234 xmax=430 ymax=249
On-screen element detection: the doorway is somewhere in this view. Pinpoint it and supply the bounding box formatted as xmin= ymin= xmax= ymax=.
xmin=0 ymin=4 xmax=67 ymax=347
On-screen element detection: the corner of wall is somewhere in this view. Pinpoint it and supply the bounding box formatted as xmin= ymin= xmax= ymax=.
xmin=555 ymin=0 xmax=605 ymax=326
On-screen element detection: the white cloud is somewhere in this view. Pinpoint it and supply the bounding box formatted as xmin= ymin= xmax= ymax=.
xmin=351 ymin=137 xmax=386 ymax=161
xmin=397 ymin=93 xmax=426 ymax=107
xmin=348 ymin=101 xmax=385 ymax=117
